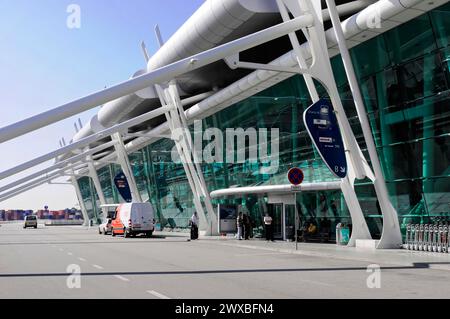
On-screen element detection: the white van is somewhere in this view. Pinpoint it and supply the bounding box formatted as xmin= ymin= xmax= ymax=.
xmin=111 ymin=203 xmax=155 ymax=238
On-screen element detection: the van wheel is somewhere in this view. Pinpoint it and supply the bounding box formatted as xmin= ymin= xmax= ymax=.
xmin=123 ymin=229 xmax=129 ymax=238
xmin=146 ymin=231 xmax=153 ymax=238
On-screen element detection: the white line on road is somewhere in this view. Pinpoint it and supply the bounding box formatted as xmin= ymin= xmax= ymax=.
xmin=147 ymin=290 xmax=170 ymax=299
xmin=114 ymin=275 xmax=130 ymax=282
xmin=67 ymin=252 xmax=73 ymax=256
xmin=299 ymin=279 xmax=336 ymax=287
xmin=58 ymin=248 xmax=64 ymax=252
xmin=234 ymin=252 xmax=291 ymax=257
xmin=78 ymin=257 xmax=87 ymax=262
xmin=92 ymin=264 xmax=104 ymax=270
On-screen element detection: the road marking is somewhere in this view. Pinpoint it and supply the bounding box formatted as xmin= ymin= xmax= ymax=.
xmin=67 ymin=252 xmax=73 ymax=256
xmin=234 ymin=252 xmax=291 ymax=257
xmin=114 ymin=275 xmax=130 ymax=282
xmin=147 ymin=290 xmax=170 ymax=299
xmin=299 ymin=279 xmax=336 ymax=287
xmin=59 ymin=248 xmax=64 ymax=252
xmin=92 ymin=264 xmax=104 ymax=270
xmin=78 ymin=257 xmax=87 ymax=262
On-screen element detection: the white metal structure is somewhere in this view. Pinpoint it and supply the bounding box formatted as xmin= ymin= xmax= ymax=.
xmin=1 ymin=0 xmax=447 ymax=247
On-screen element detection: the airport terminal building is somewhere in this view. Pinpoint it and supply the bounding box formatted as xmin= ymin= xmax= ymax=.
xmin=2 ymin=0 xmax=449 ymax=247
xmin=77 ymin=0 xmax=450 ymax=241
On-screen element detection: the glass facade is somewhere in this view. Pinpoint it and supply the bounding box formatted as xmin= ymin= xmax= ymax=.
xmin=78 ymin=4 xmax=450 ymax=239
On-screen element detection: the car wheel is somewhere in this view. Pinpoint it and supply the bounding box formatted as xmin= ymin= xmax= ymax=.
xmin=123 ymin=228 xmax=129 ymax=238
xmin=146 ymin=231 xmax=153 ymax=238
xmin=104 ymin=230 xmax=109 ymax=236
xmin=111 ymin=229 xmax=116 ymax=237
xmin=34 ymin=226 xmax=37 ymax=229
xmin=98 ymin=228 xmax=102 ymax=235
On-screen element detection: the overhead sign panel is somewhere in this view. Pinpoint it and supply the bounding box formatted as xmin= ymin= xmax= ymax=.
xmin=303 ymin=99 xmax=347 ymax=179
xmin=114 ymin=172 xmax=132 ymax=203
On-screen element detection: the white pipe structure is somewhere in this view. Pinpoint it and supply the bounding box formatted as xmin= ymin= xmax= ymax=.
xmin=0 ymin=106 xmax=172 ymax=182
xmin=275 ymin=0 xmax=372 ymax=246
xmin=0 ymin=15 xmax=314 ymax=144
xmin=70 ymin=170 xmax=89 ymax=225
xmin=112 ymin=132 xmax=143 ymax=203
xmin=277 ymin=0 xmax=372 ymax=246
xmin=0 ymin=142 xmax=116 ymax=194
xmin=72 ymin=91 xmax=214 ymax=143
xmin=70 ymin=0 xmax=371 ymax=149
xmin=0 ymin=162 xmax=87 ymax=202
xmin=210 ymin=182 xmax=342 ymax=198
xmin=86 ymin=154 xmax=108 ymax=219
xmin=71 ymin=0 xmax=434 ymax=186
xmin=156 ymin=82 xmax=218 ymax=235
xmin=326 ymin=0 xmax=402 ymax=248
xmin=93 ymin=0 xmax=429 ymax=168
xmin=6 ymin=0 xmax=397 ymax=181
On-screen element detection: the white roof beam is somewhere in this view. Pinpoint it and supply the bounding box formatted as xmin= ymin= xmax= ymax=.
xmin=0 ymin=106 xmax=171 ymax=181
xmin=0 ymin=14 xmax=313 ymax=144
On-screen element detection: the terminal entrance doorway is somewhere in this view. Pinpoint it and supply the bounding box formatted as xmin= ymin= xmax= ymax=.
xmin=267 ymin=201 xmax=297 ymax=241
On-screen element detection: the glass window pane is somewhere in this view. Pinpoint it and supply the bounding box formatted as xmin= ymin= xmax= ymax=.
xmin=351 ymin=35 xmax=390 ymax=79
xmin=384 ymin=14 xmax=436 ymax=64
xmin=430 ymin=2 xmax=450 ymax=49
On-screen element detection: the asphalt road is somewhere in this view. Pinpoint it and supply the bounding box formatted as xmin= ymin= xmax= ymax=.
xmin=0 ymin=223 xmax=449 ymax=299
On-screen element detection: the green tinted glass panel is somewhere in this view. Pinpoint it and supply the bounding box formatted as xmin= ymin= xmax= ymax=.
xmin=384 ymin=14 xmax=436 ymax=64
xmin=351 ymin=35 xmax=390 ymax=79
xmin=430 ymin=2 xmax=450 ymax=49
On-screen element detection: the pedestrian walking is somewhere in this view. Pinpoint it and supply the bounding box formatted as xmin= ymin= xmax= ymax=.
xmin=236 ymin=212 xmax=243 ymax=240
xmin=243 ymin=214 xmax=251 ymax=240
xmin=264 ymin=213 xmax=274 ymax=241
xmin=190 ymin=211 xmax=199 ymax=240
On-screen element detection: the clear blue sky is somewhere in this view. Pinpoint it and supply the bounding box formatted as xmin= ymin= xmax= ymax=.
xmin=0 ymin=0 xmax=204 ymax=210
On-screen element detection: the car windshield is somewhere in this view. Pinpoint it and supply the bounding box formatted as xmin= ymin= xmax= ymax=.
xmin=26 ymin=216 xmax=37 ymax=220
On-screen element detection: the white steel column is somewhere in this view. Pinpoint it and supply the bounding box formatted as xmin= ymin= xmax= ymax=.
xmin=326 ymin=0 xmax=402 ymax=249
xmin=155 ymin=83 xmax=218 ymax=236
xmin=70 ymin=170 xmax=89 ymax=226
xmin=86 ymin=154 xmax=108 ymax=220
xmin=112 ymin=132 xmax=142 ymax=203
xmin=277 ymin=0 xmax=372 ymax=246
xmin=166 ymin=82 xmax=217 ymax=226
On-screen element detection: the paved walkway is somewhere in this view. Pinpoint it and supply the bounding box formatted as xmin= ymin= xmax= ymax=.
xmin=158 ymin=231 xmax=450 ymax=272
xmin=75 ymin=227 xmax=450 ymax=272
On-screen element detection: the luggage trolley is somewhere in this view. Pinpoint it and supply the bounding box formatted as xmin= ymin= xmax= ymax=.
xmin=418 ymin=224 xmax=424 ymax=251
xmin=432 ymin=225 xmax=439 ymax=252
xmin=405 ymin=224 xmax=412 ymax=250
xmin=441 ymin=224 xmax=448 ymax=254
xmin=414 ymin=224 xmax=420 ymax=251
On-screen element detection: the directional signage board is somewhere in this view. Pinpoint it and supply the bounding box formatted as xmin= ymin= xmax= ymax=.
xmin=303 ymin=99 xmax=347 ymax=179
xmin=114 ymin=172 xmax=132 ymax=203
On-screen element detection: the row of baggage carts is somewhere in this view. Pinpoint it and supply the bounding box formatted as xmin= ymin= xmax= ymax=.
xmin=405 ymin=223 xmax=449 ymax=253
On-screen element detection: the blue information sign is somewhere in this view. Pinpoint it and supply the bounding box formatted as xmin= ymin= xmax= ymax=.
xmin=114 ymin=172 xmax=132 ymax=203
xmin=303 ymin=99 xmax=347 ymax=179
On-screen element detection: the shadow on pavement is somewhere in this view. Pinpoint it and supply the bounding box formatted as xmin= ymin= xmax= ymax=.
xmin=1 ymin=263 xmax=449 ymax=278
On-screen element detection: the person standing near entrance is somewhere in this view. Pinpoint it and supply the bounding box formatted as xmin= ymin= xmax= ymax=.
xmin=264 ymin=213 xmax=274 ymax=241
xmin=236 ymin=212 xmax=243 ymax=240
xmin=243 ymin=214 xmax=252 ymax=240
xmin=190 ymin=211 xmax=199 ymax=240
